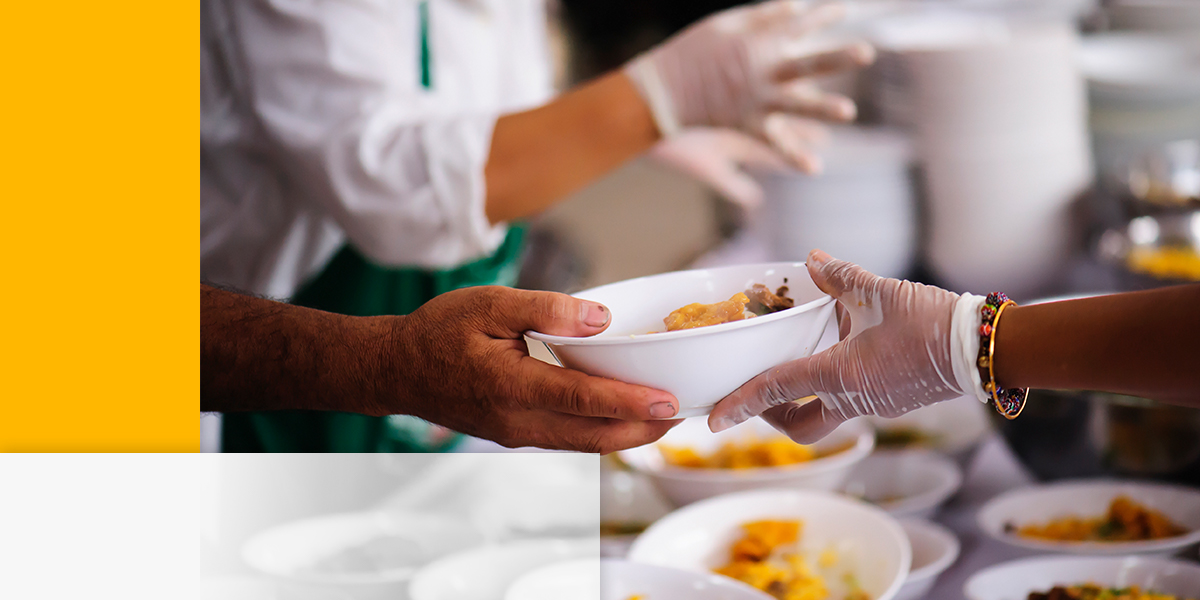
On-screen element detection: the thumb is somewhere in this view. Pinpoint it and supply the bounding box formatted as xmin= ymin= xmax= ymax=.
xmin=708 ymin=355 xmax=821 ymax=433
xmin=806 ymin=249 xmax=877 ymax=301
xmin=479 ymin=288 xmax=611 ymax=339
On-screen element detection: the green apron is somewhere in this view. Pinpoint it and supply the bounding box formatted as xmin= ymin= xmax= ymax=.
xmin=220 ymin=226 xmax=526 ymax=452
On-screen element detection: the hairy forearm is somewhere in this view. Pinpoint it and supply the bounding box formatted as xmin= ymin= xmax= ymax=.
xmin=200 ymin=284 xmax=399 ymax=414
xmin=484 ymin=71 xmax=659 ymax=224
xmin=993 ymin=284 xmax=1200 ymax=404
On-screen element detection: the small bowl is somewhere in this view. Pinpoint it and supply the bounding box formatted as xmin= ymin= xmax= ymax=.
xmin=841 ymin=450 xmax=963 ymax=519
xmin=868 ymin=396 xmax=993 ymax=468
xmin=628 ymin=489 xmax=911 ymax=600
xmin=504 ymin=558 xmax=768 ymax=600
xmin=977 ymin=480 xmax=1200 ymax=556
xmin=242 ymin=510 xmax=483 ymax=600
xmin=895 ymin=519 xmax=960 ymax=600
xmin=527 ymin=262 xmax=835 ymax=418
xmin=617 ymin=417 xmax=874 ymax=507
xmin=964 ymin=555 xmax=1200 ymax=600
xmin=408 ymin=538 xmax=598 ymax=600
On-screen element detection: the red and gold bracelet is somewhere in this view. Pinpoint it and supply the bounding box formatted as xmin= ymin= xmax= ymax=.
xmin=976 ymin=292 xmax=1028 ymax=419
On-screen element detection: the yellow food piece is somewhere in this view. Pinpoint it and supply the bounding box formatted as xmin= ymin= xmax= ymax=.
xmin=1016 ymin=495 xmax=1188 ymax=542
xmin=664 ymin=293 xmax=750 ymax=331
xmin=714 ymin=520 xmax=868 ymax=600
xmin=1126 ymin=246 xmax=1200 ymax=281
xmin=659 ymin=437 xmax=822 ymax=470
xmin=1030 ymin=583 xmax=1195 ymax=600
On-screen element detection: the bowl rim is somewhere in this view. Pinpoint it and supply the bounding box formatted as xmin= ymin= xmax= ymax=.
xmin=627 ymin=487 xmax=912 ymax=600
xmin=408 ymin=537 xmax=599 ymax=600
xmin=898 ymin=518 xmax=961 ymax=583
xmin=848 ymin=450 xmax=964 ymax=518
xmin=526 ymin=262 xmax=834 ymax=347
xmin=963 ymin=554 xmax=1200 ymax=600
xmin=618 ymin=420 xmax=875 ymax=483
xmin=976 ymin=479 xmax=1200 ymax=555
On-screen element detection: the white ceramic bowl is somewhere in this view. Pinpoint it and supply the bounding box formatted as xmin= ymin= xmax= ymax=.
xmin=408 ymin=538 xmax=599 ymax=600
xmin=868 ymin=396 xmax=993 ymax=468
xmin=527 ymin=262 xmax=835 ymax=418
xmin=504 ymin=558 xmax=769 ymax=600
xmin=628 ymin=489 xmax=911 ymax=600
xmin=977 ymin=480 xmax=1200 ymax=556
xmin=964 ymin=555 xmax=1200 ymax=600
xmin=895 ymin=519 xmax=960 ymax=600
xmin=841 ymin=450 xmax=963 ymax=520
xmin=241 ymin=510 xmax=483 ymax=600
xmin=618 ymin=417 xmax=874 ymax=507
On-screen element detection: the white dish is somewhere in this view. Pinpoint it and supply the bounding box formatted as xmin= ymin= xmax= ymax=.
xmin=964 ymin=555 xmax=1200 ymax=600
xmin=408 ymin=538 xmax=599 ymax=600
xmin=241 ymin=510 xmax=483 ymax=600
xmin=895 ymin=519 xmax=960 ymax=600
xmin=505 ymin=558 xmax=769 ymax=600
xmin=618 ymin=417 xmax=874 ymax=507
xmin=868 ymin=396 xmax=993 ymax=467
xmin=977 ymin=480 xmax=1200 ymax=556
xmin=527 ymin=262 xmax=835 ymax=418
xmin=841 ymin=450 xmax=963 ymax=520
xmin=628 ymin=489 xmax=910 ymax=600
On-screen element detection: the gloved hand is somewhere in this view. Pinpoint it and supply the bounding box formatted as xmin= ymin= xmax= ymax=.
xmin=650 ymin=124 xmax=829 ymax=207
xmin=624 ymin=0 xmax=874 ymax=169
xmin=708 ymin=250 xmax=988 ymax=443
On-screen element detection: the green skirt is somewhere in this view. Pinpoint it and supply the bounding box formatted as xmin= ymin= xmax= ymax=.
xmin=220 ymin=227 xmax=525 ymax=453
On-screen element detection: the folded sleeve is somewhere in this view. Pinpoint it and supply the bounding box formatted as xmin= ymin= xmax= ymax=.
xmin=229 ymin=0 xmax=508 ymax=268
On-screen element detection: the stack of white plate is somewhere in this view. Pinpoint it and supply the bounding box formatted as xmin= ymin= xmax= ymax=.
xmin=870 ymin=12 xmax=1094 ymax=297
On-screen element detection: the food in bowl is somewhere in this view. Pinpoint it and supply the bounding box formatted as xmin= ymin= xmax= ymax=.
xmin=874 ymin=427 xmax=942 ymax=450
xmin=663 ymin=284 xmax=796 ymax=331
xmin=1009 ymin=496 xmax=1187 ymax=542
xmin=1125 ymin=246 xmax=1200 ymax=281
xmin=659 ymin=437 xmax=847 ymax=470
xmin=1028 ymin=584 xmax=1195 ymax=600
xmin=714 ymin=519 xmax=870 ymax=600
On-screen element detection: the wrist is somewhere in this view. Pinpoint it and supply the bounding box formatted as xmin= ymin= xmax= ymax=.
xmin=351 ymin=314 xmax=410 ymax=417
xmin=622 ymin=57 xmax=680 ymax=139
xmin=950 ymin=293 xmax=990 ymax=404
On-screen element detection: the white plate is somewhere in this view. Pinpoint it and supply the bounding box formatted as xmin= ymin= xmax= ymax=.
xmin=895 ymin=519 xmax=960 ymax=600
xmin=628 ymin=489 xmax=910 ymax=600
xmin=964 ymin=555 xmax=1200 ymax=600
xmin=527 ymin=262 xmax=835 ymax=418
xmin=977 ymin=480 xmax=1200 ymax=556
xmin=618 ymin=417 xmax=873 ymax=507
xmin=408 ymin=538 xmax=599 ymax=600
xmin=505 ymin=558 xmax=770 ymax=600
xmin=841 ymin=450 xmax=963 ymax=520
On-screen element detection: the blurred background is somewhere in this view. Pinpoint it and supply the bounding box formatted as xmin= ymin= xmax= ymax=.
xmin=522 ymin=0 xmax=1199 ymax=301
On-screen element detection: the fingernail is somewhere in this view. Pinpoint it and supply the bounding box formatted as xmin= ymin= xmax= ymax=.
xmin=650 ymin=402 xmax=677 ymax=419
xmin=581 ymin=301 xmax=610 ymax=327
xmin=710 ymin=415 xmax=742 ymax=433
xmin=809 ymin=249 xmax=832 ymax=266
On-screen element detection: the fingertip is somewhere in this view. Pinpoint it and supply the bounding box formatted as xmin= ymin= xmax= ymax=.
xmin=808 ymin=249 xmax=832 ymax=267
xmin=852 ymin=42 xmax=877 ymax=66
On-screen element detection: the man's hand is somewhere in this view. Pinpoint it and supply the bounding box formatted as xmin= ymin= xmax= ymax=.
xmin=389 ymin=286 xmax=681 ymax=453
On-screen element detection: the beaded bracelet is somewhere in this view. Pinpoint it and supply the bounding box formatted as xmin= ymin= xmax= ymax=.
xmin=976 ymin=292 xmax=1028 ymax=419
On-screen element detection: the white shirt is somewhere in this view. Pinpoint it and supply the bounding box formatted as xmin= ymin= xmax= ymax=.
xmin=200 ymin=0 xmax=553 ymax=298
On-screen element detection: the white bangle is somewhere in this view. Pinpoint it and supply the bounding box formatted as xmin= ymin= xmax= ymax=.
xmin=950 ymin=293 xmax=990 ymax=404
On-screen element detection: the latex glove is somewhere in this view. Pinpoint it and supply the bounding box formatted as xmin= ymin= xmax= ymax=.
xmin=650 ymin=123 xmax=829 ymax=207
xmin=624 ymin=0 xmax=875 ymax=169
xmin=708 ymin=250 xmax=988 ymax=443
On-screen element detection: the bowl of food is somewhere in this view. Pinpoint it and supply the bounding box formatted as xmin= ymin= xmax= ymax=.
xmin=242 ymin=510 xmax=484 ymax=600
xmin=526 ymin=262 xmax=836 ymax=418
xmin=617 ymin=416 xmax=874 ymax=507
xmin=503 ymin=558 xmax=768 ymax=600
xmin=867 ymin=396 xmax=993 ymax=468
xmin=841 ymin=451 xmax=963 ymax=520
xmin=963 ymin=555 xmax=1200 ymax=600
xmin=628 ymin=489 xmax=911 ymax=600
xmin=977 ymin=480 xmax=1200 ymax=556
xmin=895 ymin=519 xmax=960 ymax=600
xmin=408 ymin=538 xmax=599 ymax=600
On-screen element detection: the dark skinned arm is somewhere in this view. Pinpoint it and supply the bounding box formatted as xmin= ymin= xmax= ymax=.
xmin=993 ymin=284 xmax=1200 ymax=404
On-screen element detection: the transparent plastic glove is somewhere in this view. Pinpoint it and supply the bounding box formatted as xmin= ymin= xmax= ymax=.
xmin=708 ymin=250 xmax=987 ymax=443
xmin=623 ymin=0 xmax=875 ymax=169
xmin=650 ymin=124 xmax=828 ymax=207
